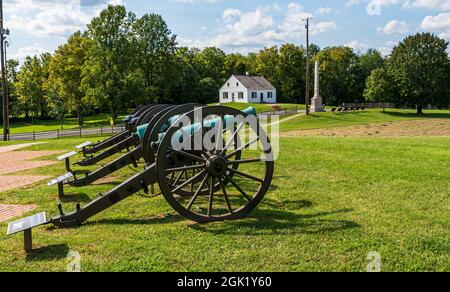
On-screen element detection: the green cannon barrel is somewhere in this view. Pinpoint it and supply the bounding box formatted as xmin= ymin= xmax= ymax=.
xmin=136 ymin=106 xmax=257 ymax=142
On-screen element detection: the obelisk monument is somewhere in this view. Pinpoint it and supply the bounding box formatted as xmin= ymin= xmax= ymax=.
xmin=310 ymin=61 xmax=325 ymax=113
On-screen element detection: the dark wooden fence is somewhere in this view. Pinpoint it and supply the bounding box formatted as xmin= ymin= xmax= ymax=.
xmin=8 ymin=125 xmax=125 ymax=141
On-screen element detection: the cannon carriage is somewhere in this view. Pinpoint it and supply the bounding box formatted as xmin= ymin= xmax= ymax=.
xmin=7 ymin=104 xmax=275 ymax=251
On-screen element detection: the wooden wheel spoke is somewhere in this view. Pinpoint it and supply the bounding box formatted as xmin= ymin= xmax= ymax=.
xmin=227 ymin=168 xmax=264 ymax=183
xmin=225 ymin=138 xmax=259 ymax=159
xmin=224 ymin=173 xmax=252 ymax=202
xmin=165 ymin=164 xmax=204 ymax=174
xmin=221 ymin=122 xmax=244 ymax=155
xmin=169 ymin=148 xmax=205 ymax=163
xmin=208 ymin=177 xmax=215 ymax=217
xmin=219 ymin=176 xmax=233 ymax=214
xmin=227 ymin=158 xmax=262 ymax=165
xmin=172 ymin=170 xmax=206 ymax=193
xmin=187 ymin=174 xmax=209 ymax=211
xmin=172 ymin=171 xmax=184 ymax=187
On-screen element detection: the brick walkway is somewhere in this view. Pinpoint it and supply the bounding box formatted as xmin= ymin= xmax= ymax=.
xmin=0 ymin=150 xmax=59 ymax=175
xmin=0 ymin=175 xmax=51 ymax=193
xmin=0 ymin=204 xmax=37 ymax=222
xmin=0 ymin=142 xmax=44 ymax=154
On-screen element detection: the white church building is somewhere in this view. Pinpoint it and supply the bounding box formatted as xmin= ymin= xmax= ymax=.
xmin=219 ymin=74 xmax=277 ymax=104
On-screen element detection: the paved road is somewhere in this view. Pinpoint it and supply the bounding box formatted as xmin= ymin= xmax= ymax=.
xmin=9 ymin=126 xmax=125 ymax=141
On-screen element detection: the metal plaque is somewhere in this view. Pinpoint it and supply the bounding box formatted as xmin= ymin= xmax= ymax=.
xmin=75 ymin=141 xmax=93 ymax=149
xmin=57 ymin=151 xmax=77 ymax=161
xmin=48 ymin=172 xmax=74 ymax=186
xmin=7 ymin=212 xmax=47 ymax=235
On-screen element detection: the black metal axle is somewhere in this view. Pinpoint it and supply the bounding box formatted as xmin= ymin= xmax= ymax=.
xmin=77 ymin=135 xmax=140 ymax=166
xmin=51 ymin=164 xmax=156 ymax=228
xmin=69 ymin=146 xmax=143 ymax=187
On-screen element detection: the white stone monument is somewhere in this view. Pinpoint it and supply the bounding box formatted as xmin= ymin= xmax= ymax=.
xmin=310 ymin=61 xmax=325 ymax=113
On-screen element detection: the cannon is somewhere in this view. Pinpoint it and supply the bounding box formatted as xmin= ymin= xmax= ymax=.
xmin=75 ymin=104 xmax=166 ymax=167
xmin=7 ymin=105 xmax=275 ymax=252
xmin=77 ymin=105 xmax=148 ymax=156
xmin=53 ymin=104 xmax=204 ymax=193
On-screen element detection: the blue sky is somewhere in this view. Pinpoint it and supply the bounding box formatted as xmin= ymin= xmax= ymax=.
xmin=4 ymin=0 xmax=450 ymax=62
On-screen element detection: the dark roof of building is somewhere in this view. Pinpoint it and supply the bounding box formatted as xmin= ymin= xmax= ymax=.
xmin=233 ymin=75 xmax=276 ymax=91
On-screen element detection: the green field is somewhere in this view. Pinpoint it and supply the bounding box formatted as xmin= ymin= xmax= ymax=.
xmin=0 ymin=113 xmax=125 ymax=135
xmin=0 ymin=110 xmax=449 ymax=271
xmin=278 ymin=109 xmax=450 ymax=132
xmin=214 ymin=102 xmax=304 ymax=113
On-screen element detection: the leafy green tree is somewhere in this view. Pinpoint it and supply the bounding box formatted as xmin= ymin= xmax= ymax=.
xmin=132 ymin=13 xmax=178 ymax=103
xmin=172 ymin=47 xmax=201 ymax=104
xmin=47 ymin=32 xmax=90 ymax=125
xmin=388 ymin=33 xmax=449 ymax=114
xmin=278 ymin=44 xmax=306 ymax=103
xmin=224 ymin=53 xmax=248 ymax=77
xmin=193 ymin=47 xmax=226 ymax=85
xmin=359 ymin=49 xmax=385 ymax=76
xmin=253 ymin=47 xmax=280 ymax=96
xmin=314 ymin=46 xmax=359 ymax=105
xmin=364 ymin=68 xmax=396 ymax=111
xmin=15 ymin=55 xmax=48 ymax=122
xmin=82 ymin=5 xmax=136 ymax=121
xmin=5 ymin=59 xmax=20 ymax=118
xmin=197 ymin=77 xmax=219 ymax=104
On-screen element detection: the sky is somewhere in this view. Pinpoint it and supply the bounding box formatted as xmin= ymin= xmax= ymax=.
xmin=3 ymin=0 xmax=450 ymax=62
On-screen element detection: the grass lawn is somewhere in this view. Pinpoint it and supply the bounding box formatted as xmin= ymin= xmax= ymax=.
xmin=0 ymin=110 xmax=449 ymax=272
xmin=279 ymin=109 xmax=450 ymax=132
xmin=0 ymin=113 xmax=125 ymax=135
xmin=214 ymin=102 xmax=304 ymax=113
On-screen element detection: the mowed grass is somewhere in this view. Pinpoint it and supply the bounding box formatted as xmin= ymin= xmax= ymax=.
xmin=0 ymin=131 xmax=449 ymax=271
xmin=279 ymin=109 xmax=450 ymax=132
xmin=0 ymin=113 xmax=125 ymax=135
xmin=214 ymin=102 xmax=304 ymax=113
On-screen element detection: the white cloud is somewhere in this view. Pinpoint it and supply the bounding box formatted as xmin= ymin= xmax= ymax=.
xmin=403 ymin=0 xmax=450 ymax=10
xmin=345 ymin=40 xmax=369 ymax=50
xmin=9 ymin=44 xmax=48 ymax=61
xmin=212 ymin=3 xmax=335 ymax=49
xmin=421 ymin=12 xmax=450 ymax=29
xmin=377 ymin=20 xmax=411 ymax=34
xmin=5 ymin=0 xmax=122 ymax=38
xmin=346 ymin=0 xmax=361 ymax=6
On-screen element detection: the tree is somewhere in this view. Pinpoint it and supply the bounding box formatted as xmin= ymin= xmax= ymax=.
xmin=364 ymin=68 xmax=396 ymax=111
xmin=5 ymin=59 xmax=20 ymax=118
xmin=132 ymin=13 xmax=178 ymax=103
xmin=253 ymin=47 xmax=280 ymax=97
xmin=16 ymin=55 xmax=48 ymax=122
xmin=224 ymin=53 xmax=248 ymax=77
xmin=197 ymin=77 xmax=219 ymax=104
xmin=359 ymin=49 xmax=385 ymax=76
xmin=388 ymin=33 xmax=449 ymax=114
xmin=47 ymin=32 xmax=90 ymax=126
xmin=193 ymin=47 xmax=226 ymax=86
xmin=172 ymin=47 xmax=201 ymax=104
xmin=82 ymin=5 xmax=136 ymax=121
xmin=313 ymin=46 xmax=360 ymax=105
xmin=278 ymin=44 xmax=306 ymax=103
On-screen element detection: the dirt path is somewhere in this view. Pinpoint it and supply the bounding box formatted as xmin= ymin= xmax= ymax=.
xmin=282 ymin=119 xmax=450 ymax=137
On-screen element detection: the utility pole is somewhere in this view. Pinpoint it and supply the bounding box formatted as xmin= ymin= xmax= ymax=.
xmin=0 ymin=0 xmax=9 ymax=141
xmin=303 ymin=17 xmax=311 ymax=115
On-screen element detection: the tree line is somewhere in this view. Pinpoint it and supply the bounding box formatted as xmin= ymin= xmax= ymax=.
xmin=1 ymin=5 xmax=449 ymax=124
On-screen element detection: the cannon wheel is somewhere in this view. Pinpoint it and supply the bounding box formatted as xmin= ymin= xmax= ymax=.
xmin=155 ymin=106 xmax=274 ymax=223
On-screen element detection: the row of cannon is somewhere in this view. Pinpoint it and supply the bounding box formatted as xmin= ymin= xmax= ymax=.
xmin=7 ymin=104 xmax=275 ymax=251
